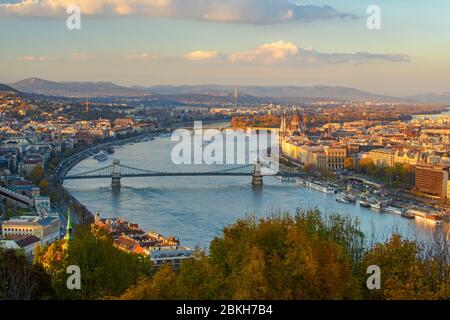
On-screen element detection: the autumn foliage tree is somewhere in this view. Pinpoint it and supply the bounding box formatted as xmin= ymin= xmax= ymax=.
xmin=25 ymin=209 xmax=449 ymax=300
xmin=120 ymin=209 xmax=366 ymax=300
xmin=344 ymin=157 xmax=355 ymax=170
xmin=35 ymin=225 xmax=152 ymax=300
xmin=361 ymin=233 xmax=450 ymax=300
xmin=119 ymin=209 xmax=449 ymax=301
xmin=27 ymin=164 xmax=45 ymax=185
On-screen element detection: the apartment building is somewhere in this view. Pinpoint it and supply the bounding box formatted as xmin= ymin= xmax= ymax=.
xmin=414 ymin=164 xmax=449 ymax=199
xmin=1 ymin=216 xmax=60 ymax=246
xmin=281 ymin=140 xmax=346 ymax=171
xmin=368 ymin=149 xmax=395 ymax=167
xmin=324 ymin=147 xmax=347 ymax=170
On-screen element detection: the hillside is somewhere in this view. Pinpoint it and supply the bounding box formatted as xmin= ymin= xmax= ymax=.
xmin=0 ymin=83 xmax=19 ymax=93
xmin=146 ymin=85 xmax=402 ymax=102
xmin=10 ymin=78 xmax=150 ymax=98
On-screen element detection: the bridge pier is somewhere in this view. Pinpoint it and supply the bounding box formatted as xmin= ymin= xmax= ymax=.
xmin=252 ymin=161 xmax=263 ymax=187
xmin=111 ymin=159 xmax=122 ymax=190
xmin=111 ymin=176 xmax=121 ymax=189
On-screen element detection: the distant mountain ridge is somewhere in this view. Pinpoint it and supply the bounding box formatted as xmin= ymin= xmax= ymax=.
xmin=7 ymin=78 xmax=450 ymax=104
xmin=10 ymin=78 xmax=150 ymax=98
xmin=406 ymin=92 xmax=450 ymax=104
xmin=0 ymin=83 xmax=19 ymax=93
xmin=145 ymin=85 xmax=400 ymax=102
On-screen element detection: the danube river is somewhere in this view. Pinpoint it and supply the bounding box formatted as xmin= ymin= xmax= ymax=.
xmin=65 ymin=132 xmax=444 ymax=249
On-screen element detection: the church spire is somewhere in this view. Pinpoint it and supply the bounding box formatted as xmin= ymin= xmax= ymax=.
xmin=64 ymin=209 xmax=74 ymax=242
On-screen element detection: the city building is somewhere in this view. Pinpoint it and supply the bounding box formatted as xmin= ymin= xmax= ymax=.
xmin=281 ymin=140 xmax=346 ymax=171
xmin=324 ymin=147 xmax=347 ymax=171
xmin=1 ymin=216 xmax=60 ymax=246
xmin=368 ymin=149 xmax=395 ymax=167
xmin=414 ymin=164 xmax=449 ymax=199
xmin=18 ymin=154 xmax=44 ymax=176
xmin=93 ymin=213 xmax=192 ymax=268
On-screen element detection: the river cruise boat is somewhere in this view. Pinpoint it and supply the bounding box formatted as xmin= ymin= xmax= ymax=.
xmin=370 ymin=201 xmax=383 ymax=211
xmin=384 ymin=206 xmax=405 ymax=215
xmin=358 ymin=198 xmax=371 ymax=208
xmin=296 ymin=178 xmax=307 ymax=187
xmin=408 ymin=209 xmax=444 ymax=225
xmin=277 ymin=176 xmax=296 ymax=182
xmin=336 ymin=194 xmax=351 ymax=204
xmin=305 ymin=180 xmax=336 ymax=194
xmin=401 ymin=211 xmax=415 ymax=219
xmin=94 ymin=151 xmax=108 ymax=161
xmin=343 ymin=193 xmax=357 ymax=203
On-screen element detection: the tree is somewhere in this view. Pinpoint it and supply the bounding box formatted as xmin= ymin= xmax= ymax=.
xmin=302 ymin=163 xmax=316 ymax=174
xmin=207 ymin=210 xmax=360 ymax=300
xmin=357 ymin=158 xmax=375 ymax=175
xmin=176 ymin=251 xmax=225 ymax=300
xmin=120 ymin=265 xmax=177 ymax=300
xmin=0 ymin=248 xmax=53 ymax=300
xmin=361 ymin=235 xmax=436 ymax=300
xmin=38 ymin=179 xmax=49 ymax=195
xmin=31 ymin=209 xmax=449 ymax=301
xmin=36 ymin=225 xmax=152 ymax=299
xmin=344 ymin=157 xmax=354 ymax=170
xmin=319 ymin=167 xmax=336 ymax=181
xmin=27 ymin=165 xmax=45 ymax=185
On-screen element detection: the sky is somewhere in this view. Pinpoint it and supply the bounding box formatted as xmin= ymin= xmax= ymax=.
xmin=0 ymin=0 xmax=449 ymax=96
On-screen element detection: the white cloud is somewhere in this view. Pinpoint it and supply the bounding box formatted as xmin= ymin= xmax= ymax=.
xmin=225 ymin=41 xmax=410 ymax=65
xmin=184 ymin=50 xmax=220 ymax=61
xmin=9 ymin=56 xmax=49 ymax=61
xmin=125 ymin=53 xmax=157 ymax=60
xmin=297 ymin=48 xmax=410 ymax=64
xmin=71 ymin=52 xmax=91 ymax=61
xmin=228 ymin=41 xmax=299 ymax=63
xmin=0 ymin=0 xmax=357 ymax=24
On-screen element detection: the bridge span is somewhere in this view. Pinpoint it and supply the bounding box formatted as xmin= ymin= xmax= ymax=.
xmin=63 ymin=160 xmax=305 ymax=189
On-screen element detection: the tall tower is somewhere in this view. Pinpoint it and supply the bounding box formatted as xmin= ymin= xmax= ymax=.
xmin=85 ymin=97 xmax=89 ymax=112
xmin=280 ymin=115 xmax=287 ymax=135
xmin=64 ymin=209 xmax=74 ymax=241
xmin=63 ymin=209 xmax=74 ymax=250
xmin=234 ymin=88 xmax=238 ymax=108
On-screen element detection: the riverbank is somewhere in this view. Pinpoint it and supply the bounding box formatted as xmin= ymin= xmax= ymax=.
xmin=64 ymin=133 xmax=445 ymax=249
xmin=50 ymin=131 xmax=164 ymax=225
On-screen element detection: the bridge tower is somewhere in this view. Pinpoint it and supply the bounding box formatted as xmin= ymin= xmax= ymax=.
xmin=111 ymin=160 xmax=122 ymax=189
xmin=252 ymin=160 xmax=263 ymax=186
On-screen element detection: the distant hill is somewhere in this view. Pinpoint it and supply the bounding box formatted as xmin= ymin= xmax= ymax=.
xmin=145 ymin=85 xmax=402 ymax=102
xmin=8 ymin=78 xmax=450 ymax=104
xmin=406 ymin=93 xmax=450 ymax=104
xmin=0 ymin=83 xmax=19 ymax=93
xmin=10 ymin=78 xmax=150 ymax=98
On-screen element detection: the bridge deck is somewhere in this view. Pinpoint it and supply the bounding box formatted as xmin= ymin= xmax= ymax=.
xmin=63 ymin=161 xmax=305 ymax=180
xmin=64 ymin=172 xmax=305 ymax=180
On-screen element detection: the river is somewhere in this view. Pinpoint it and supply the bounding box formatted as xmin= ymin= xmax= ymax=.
xmin=64 ymin=129 xmax=444 ymax=249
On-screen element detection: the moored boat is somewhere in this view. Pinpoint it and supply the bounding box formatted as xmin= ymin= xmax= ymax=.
xmin=343 ymin=193 xmax=357 ymax=203
xmin=336 ymin=194 xmax=350 ymax=203
xmin=370 ymin=201 xmax=383 ymax=211
xmin=401 ymin=211 xmax=415 ymax=219
xmin=94 ymin=151 xmax=108 ymax=161
xmin=384 ymin=206 xmax=404 ymax=215
xmin=408 ymin=209 xmax=444 ymax=225
xmin=359 ymin=198 xmax=371 ymax=208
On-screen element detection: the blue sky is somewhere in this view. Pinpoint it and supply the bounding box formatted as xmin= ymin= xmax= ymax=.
xmin=0 ymin=0 xmax=449 ymax=96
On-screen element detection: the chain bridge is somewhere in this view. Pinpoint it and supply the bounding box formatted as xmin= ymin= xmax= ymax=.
xmin=62 ymin=160 xmax=305 ymax=189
